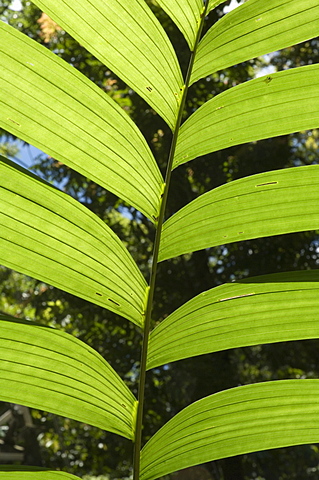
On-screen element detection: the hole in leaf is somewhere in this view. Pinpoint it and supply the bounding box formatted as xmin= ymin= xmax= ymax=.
xmin=219 ymin=293 xmax=255 ymax=302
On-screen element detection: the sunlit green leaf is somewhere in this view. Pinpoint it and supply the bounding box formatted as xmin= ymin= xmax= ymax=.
xmin=207 ymin=0 xmax=226 ymax=13
xmin=147 ymin=270 xmax=319 ymax=369
xmin=159 ymin=165 xmax=319 ymax=261
xmin=0 ymin=157 xmax=147 ymax=326
xmin=0 ymin=467 xmax=81 ymax=480
xmin=0 ymin=315 xmax=137 ymax=439
xmin=0 ymin=21 xmax=163 ymax=221
xmin=192 ymin=0 xmax=319 ymax=83
xmin=156 ymin=0 xmax=203 ymax=50
xmin=140 ymin=380 xmax=319 ymax=480
xmin=175 ymin=65 xmax=319 ymax=167
xmin=31 ymin=0 xmax=184 ymax=129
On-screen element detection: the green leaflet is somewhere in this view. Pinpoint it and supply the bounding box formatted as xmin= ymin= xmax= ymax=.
xmin=140 ymin=380 xmax=319 ymax=479
xmin=0 ymin=21 xmax=163 ymax=221
xmin=159 ymin=165 xmax=319 ymax=262
xmin=207 ymin=0 xmax=226 ymax=13
xmin=155 ymin=0 xmax=204 ymax=50
xmin=0 ymin=0 xmax=318 ymax=477
xmin=0 ymin=157 xmax=147 ymax=327
xmin=0 ymin=475 xmax=78 ymax=480
xmin=191 ymin=0 xmax=319 ymax=84
xmin=31 ymin=0 xmax=183 ymax=130
xmin=0 ymin=315 xmax=137 ymax=440
xmin=175 ymin=64 xmax=319 ymax=168
xmin=147 ymin=270 xmax=319 ymax=369
xmin=0 ymin=468 xmax=81 ymax=480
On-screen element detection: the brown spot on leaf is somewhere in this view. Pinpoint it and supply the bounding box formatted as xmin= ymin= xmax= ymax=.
xmin=7 ymin=118 xmax=20 ymax=126
xmin=108 ymin=298 xmax=120 ymax=307
xmin=256 ymin=181 xmax=278 ymax=187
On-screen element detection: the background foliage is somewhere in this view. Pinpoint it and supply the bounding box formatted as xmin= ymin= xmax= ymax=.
xmin=1 ymin=0 xmax=319 ymax=479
